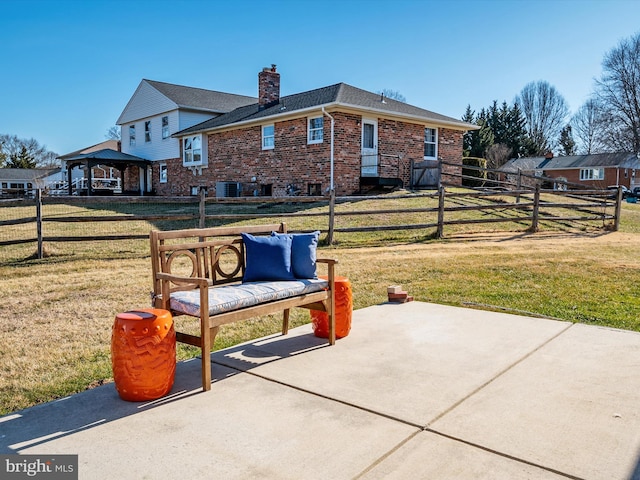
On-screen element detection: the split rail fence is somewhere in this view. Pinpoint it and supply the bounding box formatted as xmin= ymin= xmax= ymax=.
xmin=0 ymin=170 xmax=623 ymax=264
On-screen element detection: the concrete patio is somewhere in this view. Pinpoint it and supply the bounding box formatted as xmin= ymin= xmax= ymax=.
xmin=1 ymin=301 xmax=639 ymax=479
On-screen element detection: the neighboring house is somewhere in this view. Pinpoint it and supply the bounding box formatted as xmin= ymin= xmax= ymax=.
xmin=0 ymin=168 xmax=61 ymax=197
xmin=500 ymin=152 xmax=640 ymax=190
xmin=117 ymin=66 xmax=477 ymax=197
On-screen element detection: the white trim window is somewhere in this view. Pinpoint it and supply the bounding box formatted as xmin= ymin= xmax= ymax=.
xmin=183 ymin=135 xmax=202 ymax=165
xmin=262 ymin=125 xmax=274 ymax=150
xmin=580 ymin=168 xmax=604 ymax=180
xmin=162 ymin=116 xmax=169 ymax=139
xmin=307 ymin=117 xmax=323 ymax=144
xmin=144 ymin=121 xmax=151 ymax=143
xmin=424 ymin=127 xmax=437 ymax=159
xmin=129 ymin=125 xmax=136 ymax=146
xmin=159 ymin=163 xmax=168 ymax=183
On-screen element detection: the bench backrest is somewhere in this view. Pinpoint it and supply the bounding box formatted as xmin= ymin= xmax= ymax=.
xmin=150 ymin=222 xmax=287 ymax=295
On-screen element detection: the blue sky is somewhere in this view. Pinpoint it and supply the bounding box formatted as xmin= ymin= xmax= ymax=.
xmin=1 ymin=0 xmax=640 ymax=155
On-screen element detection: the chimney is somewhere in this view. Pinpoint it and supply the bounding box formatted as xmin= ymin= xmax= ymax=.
xmin=545 ymin=151 xmax=554 ymax=159
xmin=258 ymin=64 xmax=280 ymax=108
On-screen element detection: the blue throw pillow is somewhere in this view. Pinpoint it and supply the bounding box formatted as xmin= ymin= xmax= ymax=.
xmin=241 ymin=233 xmax=295 ymax=282
xmin=272 ymin=231 xmax=319 ymax=279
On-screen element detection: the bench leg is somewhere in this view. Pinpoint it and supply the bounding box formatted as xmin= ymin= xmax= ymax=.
xmin=282 ymin=309 xmax=290 ymax=335
xmin=201 ymin=326 xmax=219 ymax=392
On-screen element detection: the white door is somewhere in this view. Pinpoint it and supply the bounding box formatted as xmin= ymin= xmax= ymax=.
xmin=361 ymin=118 xmax=378 ymax=176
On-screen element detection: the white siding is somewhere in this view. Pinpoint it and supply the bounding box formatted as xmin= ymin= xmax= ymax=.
xmin=117 ymin=80 xmax=177 ymax=125
xmin=121 ymin=111 xmax=181 ymax=161
xmin=178 ymin=110 xmax=218 ymax=130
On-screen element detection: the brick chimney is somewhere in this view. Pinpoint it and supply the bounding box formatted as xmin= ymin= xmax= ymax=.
xmin=545 ymin=151 xmax=554 ymax=159
xmin=258 ymin=64 xmax=280 ymax=108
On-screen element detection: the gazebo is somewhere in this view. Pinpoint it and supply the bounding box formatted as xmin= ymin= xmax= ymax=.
xmin=63 ymin=148 xmax=151 ymax=196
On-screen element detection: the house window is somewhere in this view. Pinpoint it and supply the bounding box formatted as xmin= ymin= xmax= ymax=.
xmin=260 ymin=184 xmax=272 ymax=196
xmin=580 ymin=168 xmax=604 ymax=180
xmin=183 ymin=135 xmax=202 ymax=165
xmin=145 ymin=121 xmax=151 ymax=143
xmin=308 ymin=183 xmax=322 ymax=196
xmin=159 ymin=164 xmax=168 ymax=183
xmin=162 ymin=116 xmax=169 ymax=139
xmin=308 ymin=117 xmax=323 ymax=144
xmin=424 ymin=128 xmax=437 ymax=159
xmin=262 ymin=125 xmax=274 ymax=150
xmin=129 ymin=125 xmax=136 ymax=146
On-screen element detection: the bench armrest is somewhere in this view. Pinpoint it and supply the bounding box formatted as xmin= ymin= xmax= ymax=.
xmin=316 ymin=258 xmax=338 ymax=266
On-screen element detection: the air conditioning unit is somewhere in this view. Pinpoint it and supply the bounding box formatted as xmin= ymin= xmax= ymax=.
xmin=216 ymin=182 xmax=242 ymax=198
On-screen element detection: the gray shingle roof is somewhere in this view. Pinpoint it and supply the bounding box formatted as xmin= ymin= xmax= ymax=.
xmin=63 ymin=149 xmax=149 ymax=163
xmin=145 ymin=80 xmax=256 ymax=113
xmin=0 ymin=168 xmax=60 ymax=180
xmin=540 ymin=152 xmax=639 ymax=169
xmin=501 ymin=152 xmax=640 ymax=172
xmin=500 ymin=156 xmax=546 ymax=172
xmin=175 ymin=83 xmax=474 ymax=136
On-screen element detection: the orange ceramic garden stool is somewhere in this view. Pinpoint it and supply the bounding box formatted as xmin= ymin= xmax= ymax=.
xmin=311 ymin=275 xmax=353 ymax=339
xmin=111 ymin=308 xmax=176 ymax=401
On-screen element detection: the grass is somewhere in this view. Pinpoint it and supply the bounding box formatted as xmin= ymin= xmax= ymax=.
xmin=0 ymin=192 xmax=638 ymax=415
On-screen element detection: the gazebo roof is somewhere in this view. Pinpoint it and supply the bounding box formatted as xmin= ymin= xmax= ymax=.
xmin=64 ymin=148 xmax=150 ymax=167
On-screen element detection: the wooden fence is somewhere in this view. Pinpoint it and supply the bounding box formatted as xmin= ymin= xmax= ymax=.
xmin=0 ymin=178 xmax=622 ymax=263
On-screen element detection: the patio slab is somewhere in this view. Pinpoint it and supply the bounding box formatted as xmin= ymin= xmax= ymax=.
xmin=212 ymin=301 xmax=571 ymax=426
xmin=430 ymin=323 xmax=640 ymax=480
xmin=2 ymin=302 xmax=639 ymax=479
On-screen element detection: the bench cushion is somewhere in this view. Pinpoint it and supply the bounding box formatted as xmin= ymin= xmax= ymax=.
xmin=170 ymin=279 xmax=329 ymax=318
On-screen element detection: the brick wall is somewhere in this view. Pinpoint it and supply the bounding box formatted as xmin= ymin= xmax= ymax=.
xmin=145 ymin=113 xmax=466 ymax=196
xmin=439 ymin=128 xmax=463 ymax=186
xmin=545 ymin=167 xmax=632 ymax=189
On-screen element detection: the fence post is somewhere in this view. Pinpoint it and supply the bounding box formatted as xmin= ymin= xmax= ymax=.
xmin=613 ymin=186 xmax=622 ymax=231
xmin=327 ymin=189 xmax=336 ymax=244
xmin=530 ymin=184 xmax=540 ymax=232
xmin=36 ymin=189 xmax=43 ymax=259
xmin=436 ymin=185 xmax=445 ymax=238
xmin=198 ymin=187 xmax=206 ymax=228
xmin=516 ymin=169 xmax=522 ymax=204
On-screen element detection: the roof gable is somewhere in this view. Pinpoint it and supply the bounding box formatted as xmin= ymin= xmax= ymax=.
xmin=175 ymin=82 xmax=475 ymax=136
xmin=117 ymin=80 xmax=256 ymax=125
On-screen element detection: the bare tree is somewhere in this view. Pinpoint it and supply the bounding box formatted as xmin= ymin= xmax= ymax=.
xmin=484 ymin=143 xmax=512 ymax=169
xmin=377 ymin=89 xmax=407 ymax=103
xmin=105 ymin=126 xmax=121 ymax=140
xmin=0 ymin=134 xmax=58 ymax=168
xmin=516 ymin=81 xmax=569 ymax=155
xmin=571 ymin=98 xmax=607 ymax=154
xmin=595 ymin=31 xmax=640 ymax=152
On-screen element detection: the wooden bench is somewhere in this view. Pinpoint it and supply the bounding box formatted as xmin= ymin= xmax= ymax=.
xmin=150 ymin=223 xmax=336 ymax=391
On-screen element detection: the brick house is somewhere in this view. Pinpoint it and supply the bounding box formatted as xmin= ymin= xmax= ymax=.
xmin=501 ymin=152 xmax=640 ymax=190
xmin=118 ymin=66 xmax=476 ymax=197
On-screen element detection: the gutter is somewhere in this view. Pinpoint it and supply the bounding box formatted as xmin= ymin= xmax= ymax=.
xmin=173 ymin=101 xmax=478 ymax=138
xmin=321 ymin=107 xmax=335 ymax=192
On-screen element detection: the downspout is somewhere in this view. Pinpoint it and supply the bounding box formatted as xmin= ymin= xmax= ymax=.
xmin=321 ymin=107 xmax=335 ymax=192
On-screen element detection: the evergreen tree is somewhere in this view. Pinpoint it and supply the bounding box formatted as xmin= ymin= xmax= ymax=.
xmin=559 ymin=125 xmax=576 ymax=156
xmin=7 ymin=145 xmax=36 ymax=168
